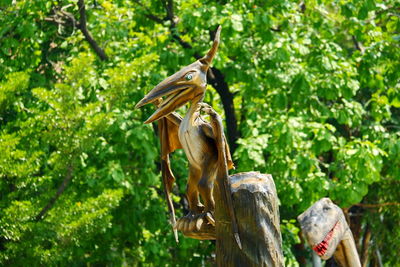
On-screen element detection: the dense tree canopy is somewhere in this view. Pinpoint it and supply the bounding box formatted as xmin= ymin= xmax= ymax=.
xmin=0 ymin=0 xmax=399 ymax=266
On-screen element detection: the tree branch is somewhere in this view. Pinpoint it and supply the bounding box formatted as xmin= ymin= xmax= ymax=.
xmin=77 ymin=0 xmax=108 ymax=61
xmin=132 ymin=0 xmax=166 ymax=23
xmin=352 ymin=35 xmax=364 ymax=53
xmin=164 ymin=0 xmax=174 ymax=22
xmin=35 ymin=165 xmax=74 ymax=221
xmin=45 ymin=2 xmax=108 ymax=61
xmin=354 ymin=202 xmax=400 ymax=208
xmin=207 ymin=67 xmax=239 ymax=153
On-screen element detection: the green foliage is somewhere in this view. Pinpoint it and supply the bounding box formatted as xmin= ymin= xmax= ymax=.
xmin=0 ymin=0 xmax=399 ymax=265
xmin=281 ymin=220 xmax=301 ymax=267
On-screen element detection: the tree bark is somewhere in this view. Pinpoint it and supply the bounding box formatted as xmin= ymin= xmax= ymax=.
xmin=215 ymin=172 xmax=284 ymax=267
xmin=77 ymin=0 xmax=108 ymax=61
xmin=45 ymin=2 xmax=109 ymax=61
xmin=179 ymin=171 xmax=284 ymax=266
xmin=207 ymin=67 xmax=239 ymax=154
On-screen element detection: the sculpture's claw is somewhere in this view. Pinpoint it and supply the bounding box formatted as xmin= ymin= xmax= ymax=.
xmin=199 ymin=104 xmax=213 ymax=114
xmin=194 ymin=203 xmax=205 ymax=214
xmin=199 ymin=102 xmax=212 ymax=109
xmin=195 ymin=217 xmax=204 ymax=231
xmin=205 ymin=212 xmax=216 ymax=226
xmin=200 ymin=103 xmax=219 ymax=120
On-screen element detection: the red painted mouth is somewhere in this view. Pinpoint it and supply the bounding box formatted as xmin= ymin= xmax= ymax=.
xmin=313 ymin=221 xmax=340 ymax=256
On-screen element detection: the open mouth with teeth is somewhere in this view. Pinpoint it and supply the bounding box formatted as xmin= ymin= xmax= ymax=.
xmin=313 ymin=221 xmax=340 ymax=256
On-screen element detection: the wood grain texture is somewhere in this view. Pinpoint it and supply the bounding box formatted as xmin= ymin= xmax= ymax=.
xmin=215 ymin=172 xmax=284 ymax=267
xmin=178 ymin=171 xmax=284 ymax=266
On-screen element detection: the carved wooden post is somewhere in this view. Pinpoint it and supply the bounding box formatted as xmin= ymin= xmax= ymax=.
xmin=135 ymin=24 xmax=283 ymax=266
xmin=181 ymin=171 xmax=284 ymax=266
xmin=214 ymin=172 xmax=284 ymax=267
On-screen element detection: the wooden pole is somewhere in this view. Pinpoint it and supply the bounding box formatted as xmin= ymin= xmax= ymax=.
xmin=180 ymin=171 xmax=284 ymax=266
xmin=214 ymin=171 xmax=284 ymax=267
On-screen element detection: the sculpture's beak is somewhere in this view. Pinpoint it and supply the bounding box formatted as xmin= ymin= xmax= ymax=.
xmin=135 ymin=71 xmax=196 ymax=124
xmin=135 ymin=26 xmax=221 ymax=124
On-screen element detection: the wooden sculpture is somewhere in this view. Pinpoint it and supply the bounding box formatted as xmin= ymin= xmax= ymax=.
xmin=135 ymin=26 xmax=240 ymax=246
xmin=135 ymin=26 xmax=284 ymax=266
xmin=298 ymin=198 xmax=361 ymax=267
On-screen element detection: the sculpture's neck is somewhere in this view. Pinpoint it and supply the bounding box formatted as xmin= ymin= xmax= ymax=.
xmin=334 ymin=230 xmax=361 ymax=267
xmin=186 ymin=94 xmax=204 ymax=123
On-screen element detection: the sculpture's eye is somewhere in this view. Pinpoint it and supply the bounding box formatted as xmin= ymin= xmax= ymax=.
xmin=323 ymin=206 xmax=330 ymax=212
xmin=185 ymin=74 xmax=193 ymax=81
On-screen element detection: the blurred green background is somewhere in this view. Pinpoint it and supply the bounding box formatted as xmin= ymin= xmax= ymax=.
xmin=0 ymin=0 xmax=399 ymax=266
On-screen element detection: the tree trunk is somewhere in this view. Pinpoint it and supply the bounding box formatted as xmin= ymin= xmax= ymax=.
xmin=215 ymin=172 xmax=284 ymax=267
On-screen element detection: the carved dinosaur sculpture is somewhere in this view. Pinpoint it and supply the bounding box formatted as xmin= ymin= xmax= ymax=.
xmin=135 ymin=26 xmax=241 ymax=247
xmin=297 ymin=198 xmax=361 ymax=267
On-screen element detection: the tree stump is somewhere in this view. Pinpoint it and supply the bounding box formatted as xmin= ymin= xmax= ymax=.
xmin=215 ymin=171 xmax=284 ymax=267
xmin=181 ymin=171 xmax=284 ymax=266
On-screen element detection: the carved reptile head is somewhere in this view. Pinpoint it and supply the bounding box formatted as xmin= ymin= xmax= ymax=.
xmin=135 ymin=26 xmax=221 ymax=124
xmin=297 ymin=198 xmax=348 ymax=260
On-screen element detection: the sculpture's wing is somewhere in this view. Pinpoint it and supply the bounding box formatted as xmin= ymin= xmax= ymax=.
xmin=200 ymin=108 xmax=241 ymax=249
xmin=158 ymin=112 xmax=182 ymax=243
xmin=223 ymin=134 xmax=235 ymax=170
xmin=159 ymin=112 xmax=182 ymax=190
xmin=161 ymin=112 xmax=182 ymax=154
xmin=200 ymin=123 xmax=234 ymax=170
